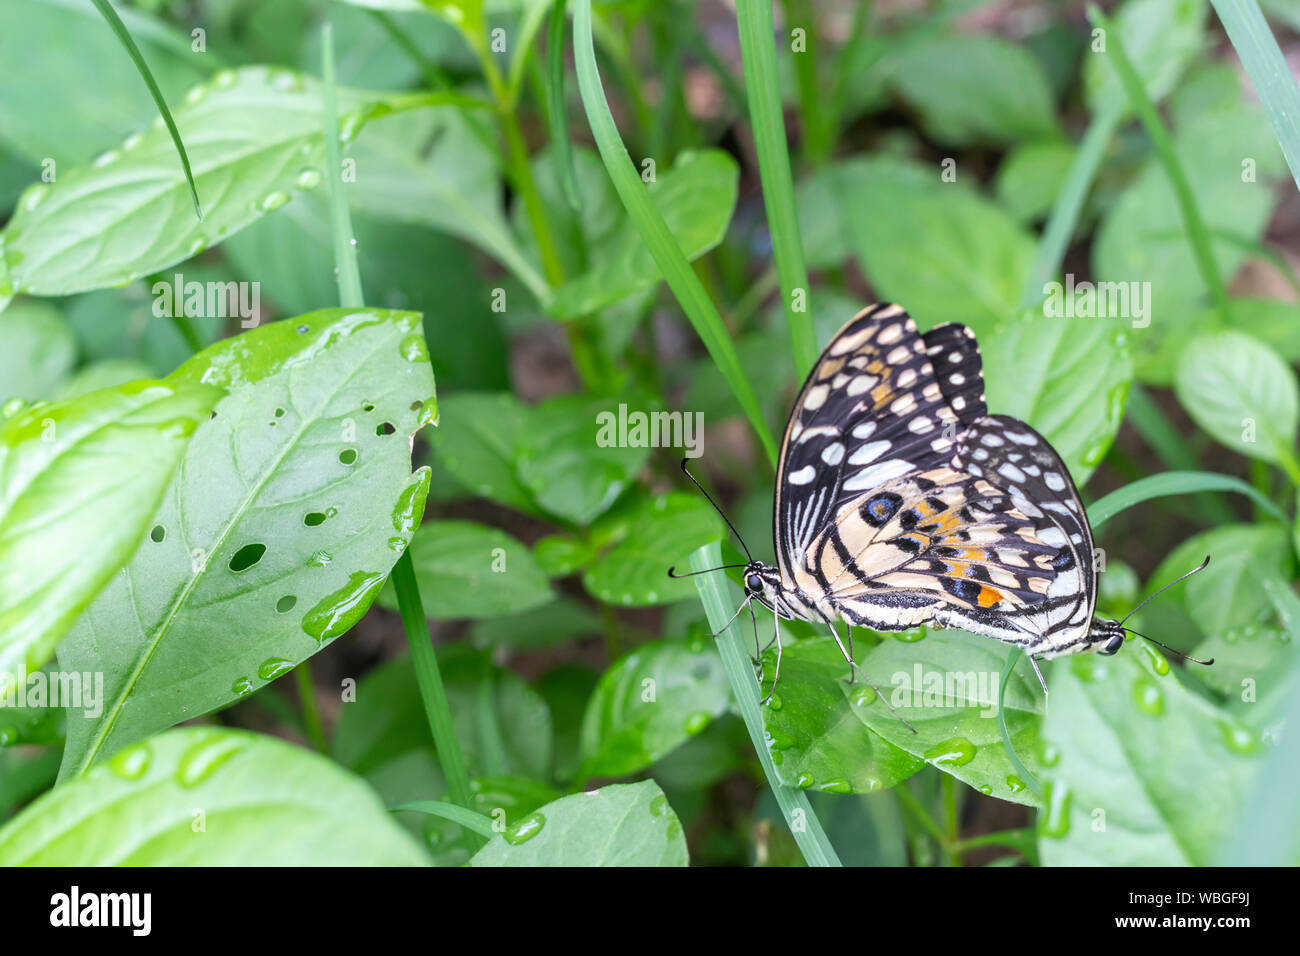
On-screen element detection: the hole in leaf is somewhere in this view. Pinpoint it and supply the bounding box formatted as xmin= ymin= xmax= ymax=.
xmin=150 ymin=525 xmax=165 ymax=543
xmin=229 ymin=543 xmax=267 ymax=572
xmin=274 ymin=408 xmax=285 ymax=417
xmin=409 ymin=400 xmax=422 ymax=411
xmin=362 ymin=402 xmax=375 ymax=412
xmin=339 ymin=448 xmax=358 ymax=465
xmin=210 ymin=410 xmax=218 ymax=419
xmin=304 ymin=512 xmax=328 ymax=526
xmin=276 ymin=595 xmax=297 ymax=613
xmin=376 ymin=422 xmax=396 ymax=436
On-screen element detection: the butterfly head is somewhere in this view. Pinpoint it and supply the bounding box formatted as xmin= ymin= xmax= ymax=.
xmin=743 ymin=561 xmax=784 ymax=610
xmin=1087 ymin=617 xmax=1127 ymax=656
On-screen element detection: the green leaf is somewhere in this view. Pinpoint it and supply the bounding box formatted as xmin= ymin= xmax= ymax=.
xmin=57 ymin=308 xmax=435 ymax=779
xmin=1 ymin=379 xmax=218 ymax=680
xmin=0 ymin=300 xmax=77 ymax=401
xmin=844 ymin=165 xmax=1036 ymax=334
xmin=334 ymin=649 xmax=553 ymax=785
xmin=0 ymin=727 xmax=429 ymax=865
xmin=581 ymin=492 xmax=721 ymax=607
xmin=888 ymin=33 xmax=1059 ymax=145
xmin=468 ymin=598 xmax=601 ymax=650
xmin=469 ymin=780 xmax=688 ymax=866
xmin=1 ymin=66 xmax=386 ymax=296
xmin=548 ymin=150 xmax=739 ymax=319
xmin=1174 ymin=330 xmax=1299 ymax=467
xmin=759 ymin=638 xmax=925 ymax=795
xmin=1083 ymin=0 xmax=1207 ymax=116
xmin=1038 ymin=648 xmax=1266 ymax=865
xmin=0 ymin=663 xmax=67 ymax=749
xmin=427 ymin=392 xmax=538 ymax=514
xmin=994 ymin=138 xmax=1076 ymax=222
xmin=516 ymin=392 xmax=658 ymax=526
xmin=379 ymin=519 xmax=552 ymax=619
xmin=578 ymin=636 xmax=730 ymax=780
xmin=54 ymin=359 xmax=156 ymax=400
xmin=982 ymin=316 xmax=1132 ymax=484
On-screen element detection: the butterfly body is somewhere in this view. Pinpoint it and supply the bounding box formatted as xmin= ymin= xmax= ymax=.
xmin=744 ymin=303 xmax=1128 ymax=675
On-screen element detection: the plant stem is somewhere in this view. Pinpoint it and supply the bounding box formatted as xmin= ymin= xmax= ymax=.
xmin=293 ymin=662 xmax=328 ymax=753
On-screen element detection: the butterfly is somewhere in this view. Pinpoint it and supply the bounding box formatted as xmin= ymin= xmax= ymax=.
xmin=676 ymin=303 xmax=1209 ymax=711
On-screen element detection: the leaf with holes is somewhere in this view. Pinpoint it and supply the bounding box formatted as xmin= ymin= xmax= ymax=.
xmin=0 ymin=728 xmax=430 ymax=865
xmin=578 ymin=637 xmax=730 ymax=781
xmin=56 ymin=308 xmax=435 ymax=780
xmin=469 ymin=780 xmax=687 ymax=866
xmin=379 ymin=520 xmax=553 ymax=619
xmin=0 ymin=66 xmax=390 ymax=297
xmin=1 ymin=380 xmax=219 ymax=681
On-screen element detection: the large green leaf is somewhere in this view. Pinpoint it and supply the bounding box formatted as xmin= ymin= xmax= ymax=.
xmin=843 ymin=164 xmax=1035 ymax=334
xmin=887 ymin=33 xmax=1059 ymax=145
xmin=0 ymin=300 xmax=77 ymax=401
xmin=379 ymin=519 xmax=553 ymax=619
xmin=0 ymin=727 xmax=429 ymax=865
xmin=578 ymin=636 xmax=730 ymax=781
xmin=548 ymin=150 xmax=740 ymax=319
xmin=469 ymin=780 xmax=688 ymax=866
xmin=982 ymin=316 xmax=1133 ymax=484
xmin=427 ymin=392 xmax=539 ymax=515
xmin=0 ymin=66 xmax=392 ymax=298
xmin=759 ymin=638 xmax=925 ymax=795
xmin=1 ymin=379 xmax=219 ymax=681
xmin=1175 ymin=330 xmax=1298 ymax=467
xmin=1038 ymin=648 xmax=1266 ymax=865
xmin=57 ymin=308 xmax=435 ymax=779
xmin=581 ymin=492 xmax=721 ymax=607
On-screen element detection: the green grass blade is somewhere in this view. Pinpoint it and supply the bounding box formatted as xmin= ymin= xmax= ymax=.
xmin=1089 ymin=4 xmax=1231 ymax=324
xmin=1210 ymin=0 xmax=1300 ymax=194
xmin=1087 ymin=471 xmax=1288 ymax=529
xmin=546 ymin=0 xmax=581 ymax=210
xmin=391 ymin=801 xmax=497 ymax=839
xmin=737 ymin=0 xmax=819 ymax=378
xmin=1020 ymin=105 xmax=1121 ymax=307
xmin=89 ymin=0 xmax=202 ymax=221
xmin=320 ymin=19 xmax=476 ymax=822
xmin=572 ymin=0 xmax=778 ymax=467
xmin=689 ymin=543 xmax=841 ymax=866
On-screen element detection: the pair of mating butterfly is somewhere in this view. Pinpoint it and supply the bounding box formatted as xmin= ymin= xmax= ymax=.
xmin=674 ymin=304 xmax=1209 ymax=723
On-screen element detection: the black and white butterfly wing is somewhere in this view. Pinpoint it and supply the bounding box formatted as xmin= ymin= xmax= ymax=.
xmin=932 ymin=414 xmax=1097 ymax=655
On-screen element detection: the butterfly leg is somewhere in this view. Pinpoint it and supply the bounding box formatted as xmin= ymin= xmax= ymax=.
xmin=1027 ymin=652 xmax=1049 ymax=705
xmin=828 ymin=620 xmax=918 ymax=733
xmin=760 ymin=603 xmax=783 ymax=706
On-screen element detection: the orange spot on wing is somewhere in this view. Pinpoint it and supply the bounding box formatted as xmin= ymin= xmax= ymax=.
xmin=977 ymin=585 xmax=1002 ymax=608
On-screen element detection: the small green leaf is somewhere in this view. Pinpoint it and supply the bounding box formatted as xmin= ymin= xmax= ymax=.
xmin=1 ymin=379 xmax=219 ymax=679
xmin=469 ymin=598 xmax=600 ymax=650
xmin=57 ymin=308 xmax=434 ymax=779
xmin=469 ymin=780 xmax=688 ymax=866
xmin=517 ymin=392 xmax=658 ymax=526
xmin=1038 ymin=648 xmax=1266 ymax=865
xmin=578 ymin=637 xmax=730 ymax=780
xmin=994 ymin=138 xmax=1077 ymax=222
xmin=581 ymin=493 xmax=722 ymax=607
xmin=1083 ymin=0 xmax=1207 ymax=116
xmin=427 ymin=392 xmax=537 ymax=514
xmin=548 ymin=150 xmax=739 ymax=319
xmin=382 ymin=520 xmax=552 ymax=619
xmin=0 ymin=728 xmax=430 ymax=865
xmin=1174 ymin=330 xmax=1299 ymax=467
xmin=982 ymin=316 xmax=1132 ymax=484
xmin=0 ymin=300 xmax=77 ymax=401
xmin=888 ymin=33 xmax=1059 ymax=145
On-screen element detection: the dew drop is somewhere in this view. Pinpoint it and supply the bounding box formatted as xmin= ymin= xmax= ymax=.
xmin=503 ymin=811 xmax=546 ymax=845
xmin=296 ymin=167 xmax=321 ymax=189
xmin=1132 ymin=677 xmax=1165 ymax=716
xmin=650 ymin=794 xmax=669 ymax=817
xmin=258 ymin=191 xmax=290 ymax=213
xmin=1006 ymin=774 xmax=1027 ymax=793
xmin=923 ymin=737 xmax=976 ymax=767
xmin=1039 ymin=779 xmax=1071 ymax=838
xmin=399 ymin=334 xmax=429 ymax=363
xmin=684 ymin=711 xmax=711 ymax=735
xmin=818 ymin=778 xmax=852 ymax=793
xmin=257 ymin=658 xmax=295 ymax=681
xmin=110 ymin=742 xmax=152 ymax=781
xmin=177 ymin=733 xmax=244 ymax=788
xmin=1218 ymin=720 xmax=1263 ymax=755
xmin=231 ymin=676 xmax=254 ymax=697
xmin=300 ymin=570 xmax=386 ymax=644
xmin=794 ymin=773 xmax=814 ymax=790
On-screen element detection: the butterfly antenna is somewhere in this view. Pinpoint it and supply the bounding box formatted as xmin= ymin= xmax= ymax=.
xmin=1119 ymin=555 xmax=1211 ymax=626
xmin=679 ymin=458 xmax=753 ymax=563
xmin=1124 ymin=627 xmax=1215 ymax=666
xmin=667 ymin=563 xmax=747 ymax=578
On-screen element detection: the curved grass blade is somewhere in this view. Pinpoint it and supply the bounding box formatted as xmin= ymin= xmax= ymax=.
xmin=391 ymin=800 xmax=497 ymax=839
xmin=90 ymin=0 xmax=202 ymax=221
xmin=572 ymin=0 xmax=777 ymax=467
xmin=689 ymin=542 xmax=841 ymax=866
xmin=1087 ymin=470 xmax=1287 ymax=529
